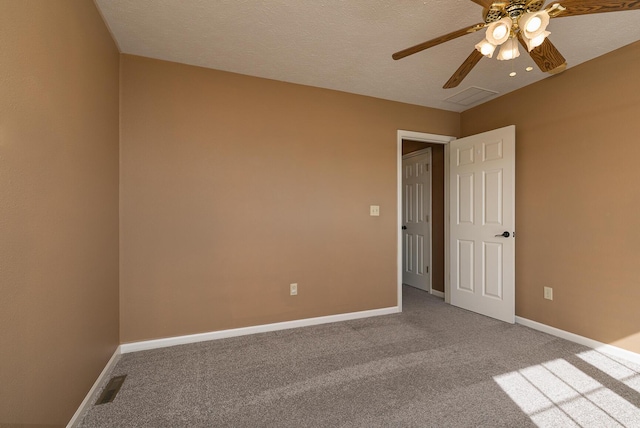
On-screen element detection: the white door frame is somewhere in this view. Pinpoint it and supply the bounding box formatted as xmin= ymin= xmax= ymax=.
xmin=397 ymin=130 xmax=456 ymax=311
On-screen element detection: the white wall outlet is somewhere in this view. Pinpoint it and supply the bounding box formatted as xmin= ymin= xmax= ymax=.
xmin=544 ymin=286 xmax=553 ymax=300
xmin=370 ymin=205 xmax=380 ymax=216
xmin=290 ymin=283 xmax=298 ymax=296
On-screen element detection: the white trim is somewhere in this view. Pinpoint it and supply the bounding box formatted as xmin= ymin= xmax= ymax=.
xmin=443 ymin=143 xmax=451 ymax=304
xmin=397 ymin=130 xmax=456 ymax=311
xmin=431 ymin=289 xmax=445 ymax=299
xmin=67 ymin=346 xmax=122 ymax=427
xmin=120 ymin=306 xmax=399 ymax=354
xmin=427 ymin=148 xmax=433 ymax=296
xmin=516 ymin=317 xmax=640 ymax=366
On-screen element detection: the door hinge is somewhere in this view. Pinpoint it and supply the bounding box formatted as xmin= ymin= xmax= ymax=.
xmin=426 ymin=266 xmax=429 ymax=273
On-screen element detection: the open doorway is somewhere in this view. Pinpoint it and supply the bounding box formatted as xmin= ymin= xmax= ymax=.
xmin=402 ymin=142 xmax=444 ymax=298
xmin=396 ymin=131 xmax=455 ymax=311
xmin=397 ymin=127 xmax=516 ymax=322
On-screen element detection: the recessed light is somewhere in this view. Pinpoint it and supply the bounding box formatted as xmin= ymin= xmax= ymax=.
xmin=509 ymin=71 xmax=517 ymax=77
xmin=525 ymin=66 xmax=534 ymax=72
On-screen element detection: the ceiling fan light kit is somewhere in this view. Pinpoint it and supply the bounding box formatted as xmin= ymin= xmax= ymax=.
xmin=479 ymin=8 xmax=550 ymax=60
xmin=392 ymin=0 xmax=640 ymax=89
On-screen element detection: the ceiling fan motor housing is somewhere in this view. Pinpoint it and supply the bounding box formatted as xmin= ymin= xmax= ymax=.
xmin=485 ymin=0 xmax=546 ymax=24
xmin=506 ymin=0 xmax=528 ymax=20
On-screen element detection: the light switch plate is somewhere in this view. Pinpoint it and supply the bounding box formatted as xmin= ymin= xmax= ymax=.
xmin=370 ymin=205 xmax=380 ymax=216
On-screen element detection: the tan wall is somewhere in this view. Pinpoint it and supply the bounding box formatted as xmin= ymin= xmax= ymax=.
xmin=402 ymin=142 xmax=445 ymax=292
xmin=461 ymin=41 xmax=640 ymax=354
xmin=0 ymin=1 xmax=120 ymax=425
xmin=120 ymin=55 xmax=460 ymax=343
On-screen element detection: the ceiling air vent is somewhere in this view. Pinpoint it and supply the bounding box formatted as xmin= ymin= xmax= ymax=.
xmin=444 ymin=86 xmax=498 ymax=107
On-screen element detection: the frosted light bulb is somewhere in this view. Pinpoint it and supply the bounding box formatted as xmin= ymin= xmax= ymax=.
xmin=526 ymin=16 xmax=542 ymax=33
xmin=475 ymin=39 xmax=496 ymax=58
xmin=492 ymin=24 xmax=508 ymax=40
xmin=486 ymin=17 xmax=512 ymax=45
xmin=497 ymin=38 xmax=520 ymax=61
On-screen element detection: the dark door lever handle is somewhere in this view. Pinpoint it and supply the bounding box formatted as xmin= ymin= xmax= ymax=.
xmin=495 ymin=231 xmax=510 ymax=238
xmin=402 ymin=226 xmax=407 ymax=230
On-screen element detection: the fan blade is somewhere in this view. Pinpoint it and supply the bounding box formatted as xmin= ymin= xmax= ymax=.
xmin=470 ymin=0 xmax=495 ymax=8
xmin=548 ymin=0 xmax=640 ymax=17
xmin=443 ymin=49 xmax=484 ymax=89
xmin=392 ymin=23 xmax=485 ymax=60
xmin=518 ymin=35 xmax=566 ymax=73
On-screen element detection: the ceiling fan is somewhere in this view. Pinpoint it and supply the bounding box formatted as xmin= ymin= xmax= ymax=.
xmin=392 ymin=0 xmax=640 ymax=89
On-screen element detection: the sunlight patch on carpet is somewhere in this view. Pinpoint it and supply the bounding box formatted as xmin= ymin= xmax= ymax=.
xmin=577 ymin=350 xmax=640 ymax=395
xmin=494 ymin=356 xmax=640 ymax=427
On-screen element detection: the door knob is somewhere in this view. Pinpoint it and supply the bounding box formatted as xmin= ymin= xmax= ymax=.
xmin=402 ymin=226 xmax=407 ymax=230
xmin=495 ymin=231 xmax=510 ymax=238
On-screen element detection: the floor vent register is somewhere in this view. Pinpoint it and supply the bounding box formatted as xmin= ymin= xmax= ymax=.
xmin=95 ymin=375 xmax=127 ymax=405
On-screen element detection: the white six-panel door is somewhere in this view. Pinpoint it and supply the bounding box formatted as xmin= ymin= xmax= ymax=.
xmin=402 ymin=149 xmax=431 ymax=292
xmin=449 ymin=126 xmax=515 ymax=323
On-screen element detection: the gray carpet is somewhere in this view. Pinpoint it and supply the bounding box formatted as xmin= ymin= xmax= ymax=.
xmin=77 ymin=286 xmax=640 ymax=427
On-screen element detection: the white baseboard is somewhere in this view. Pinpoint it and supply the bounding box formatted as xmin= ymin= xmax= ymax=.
xmin=516 ymin=317 xmax=640 ymax=366
xmin=121 ymin=306 xmax=400 ymax=354
xmin=431 ymin=290 xmax=445 ymax=299
xmin=67 ymin=346 xmax=122 ymax=427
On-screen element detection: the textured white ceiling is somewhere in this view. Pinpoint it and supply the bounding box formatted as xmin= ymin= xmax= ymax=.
xmin=95 ymin=0 xmax=640 ymax=112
